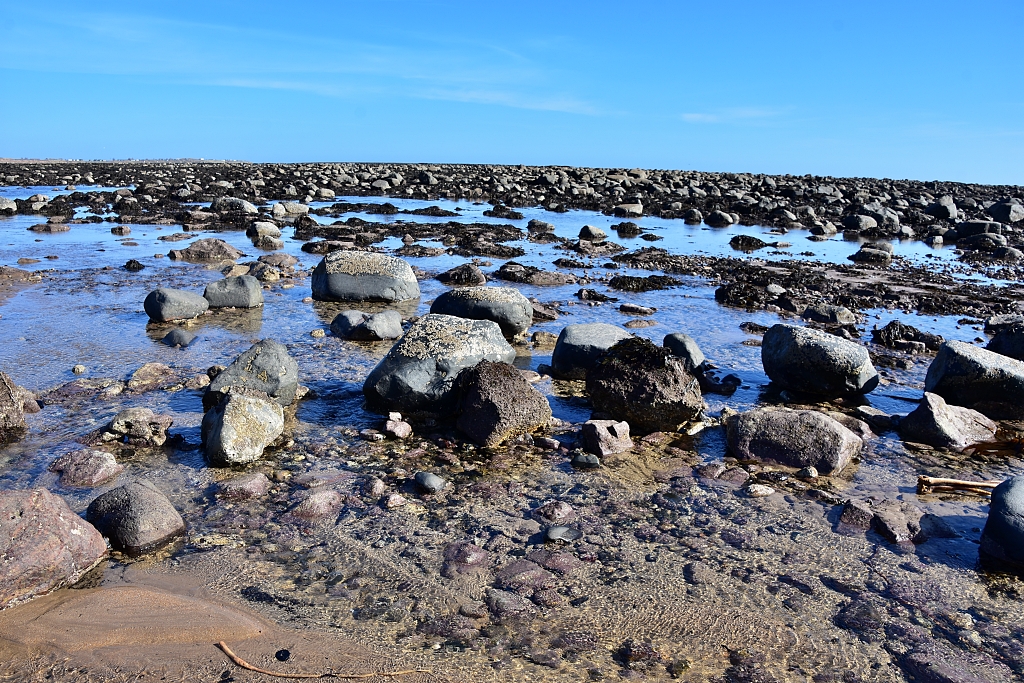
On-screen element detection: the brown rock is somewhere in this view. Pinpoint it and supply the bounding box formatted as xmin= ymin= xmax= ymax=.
xmin=456 ymin=361 xmax=551 ymax=447
xmin=0 ymin=489 xmax=107 ymax=610
xmin=49 ymin=450 xmax=124 ymax=487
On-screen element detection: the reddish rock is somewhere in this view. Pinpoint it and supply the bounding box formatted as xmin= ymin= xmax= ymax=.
xmin=0 ymin=488 xmax=107 ymax=610
xmin=49 ymin=450 xmax=124 ymax=487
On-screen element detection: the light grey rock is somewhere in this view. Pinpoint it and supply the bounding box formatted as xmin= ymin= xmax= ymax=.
xmin=0 ymin=198 xmax=16 ymax=214
xmin=550 ymin=323 xmax=631 ymax=380
xmin=86 ymin=481 xmax=185 ymax=555
xmin=429 ymin=286 xmax=533 ymax=338
xmin=663 ymin=332 xmax=705 ymax=372
xmin=981 ymin=476 xmax=1024 ymax=567
xmin=899 ymin=392 xmax=997 ymax=451
xmin=761 ymin=324 xmax=878 ymax=396
xmin=579 ymin=225 xmax=607 ymax=241
xmin=802 ymin=304 xmax=856 ymax=325
xmin=925 ymin=340 xmax=1024 ymax=418
xmin=987 ymin=200 xmax=1024 ymax=224
xmin=580 ymin=420 xmax=633 ymax=456
xmin=0 ymin=488 xmax=107 ymax=610
xmin=203 ymin=275 xmax=264 ymax=309
xmin=414 ymin=471 xmax=446 ymax=494
xmin=842 ymin=214 xmax=878 ymax=231
xmin=143 ymin=288 xmax=209 ymax=322
xmin=202 ymin=387 xmax=284 ymax=466
xmin=726 ymin=408 xmax=861 ymax=475
xmin=247 ymin=221 xmax=282 ymax=239
xmin=205 ymin=339 xmax=299 ymax=409
xmin=330 ymin=310 xmax=403 ymax=341
xmin=705 ymin=210 xmax=734 ymax=227
xmin=311 ymin=250 xmax=420 ymax=302
xmin=363 ymin=314 xmax=514 ymax=416
xmin=216 ymin=472 xmax=272 ymax=500
xmin=210 ymin=196 xmax=258 ymax=214
xmin=105 ymin=407 xmax=173 ymax=447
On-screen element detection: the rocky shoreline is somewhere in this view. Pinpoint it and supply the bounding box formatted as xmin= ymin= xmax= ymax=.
xmin=1 ymin=162 xmax=1024 ymax=682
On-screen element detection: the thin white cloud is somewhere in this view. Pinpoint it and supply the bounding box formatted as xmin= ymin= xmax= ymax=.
xmin=681 ymin=107 xmax=788 ymax=124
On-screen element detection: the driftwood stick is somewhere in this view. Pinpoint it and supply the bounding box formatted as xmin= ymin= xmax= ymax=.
xmin=917 ymin=476 xmax=1001 ymax=495
xmin=216 ymin=641 xmax=430 ymax=680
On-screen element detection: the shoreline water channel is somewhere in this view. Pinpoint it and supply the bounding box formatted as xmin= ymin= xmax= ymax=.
xmin=1 ymin=162 xmax=1024 ymax=682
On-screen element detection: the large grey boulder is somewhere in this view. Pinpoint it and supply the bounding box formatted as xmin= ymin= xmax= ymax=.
xmin=429 ymin=286 xmax=533 ymax=339
xmin=203 ymin=275 xmax=264 ymax=308
xmin=988 ymin=200 xmax=1024 ymax=224
xmin=311 ymin=250 xmax=420 ymax=302
xmin=202 ymin=387 xmax=284 ymax=466
xmin=586 ymin=337 xmax=703 ymax=433
xmin=761 ymin=324 xmax=878 ymax=396
xmin=925 ymin=341 xmax=1024 ymax=418
xmin=330 ymin=310 xmax=403 ymax=341
xmin=0 ymin=371 xmax=26 ymax=444
xmin=899 ymin=392 xmax=997 ymax=451
xmin=725 ymin=408 xmax=862 ymax=475
xmin=205 ymin=339 xmax=299 ymax=409
xmin=0 ymin=488 xmax=108 ymax=610
xmin=86 ymin=481 xmax=185 ymax=555
xmin=456 ymin=360 xmax=551 ymax=447
xmin=981 ymin=476 xmax=1024 ymax=568
xmin=550 ymin=323 xmax=631 ymax=380
xmin=143 ymin=288 xmax=209 ymax=322
xmin=363 ymin=314 xmax=515 ymax=416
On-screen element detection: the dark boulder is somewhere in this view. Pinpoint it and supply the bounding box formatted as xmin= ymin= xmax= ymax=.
xmin=899 ymin=392 xmax=996 ymax=451
xmin=586 ymin=337 xmax=703 ymax=432
xmin=330 ymin=310 xmax=403 ymax=341
xmin=203 ymin=275 xmax=264 ymax=308
xmin=762 ymin=324 xmax=878 ymax=396
xmin=925 ymin=341 xmax=1024 ymax=419
xmin=0 ymin=371 xmax=27 ymax=444
xmin=981 ymin=476 xmax=1024 ymax=569
xmin=550 ymin=323 xmax=631 ymax=380
xmin=456 ymin=361 xmax=551 ymax=447
xmin=86 ymin=481 xmax=185 ymax=555
xmin=143 ymin=288 xmax=209 ymax=322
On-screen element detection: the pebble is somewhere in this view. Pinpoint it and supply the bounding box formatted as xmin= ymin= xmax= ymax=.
xmin=545 ymin=526 xmax=582 ymax=543
xmin=745 ymin=484 xmax=776 ymax=497
xmin=310 ymin=329 xmax=326 ymax=338
xmin=414 ymin=471 xmax=446 ymax=494
xmin=72 ymin=365 xmax=86 ymax=374
xmin=571 ymin=452 xmax=601 ymax=469
xmin=797 ymin=466 xmax=819 ymax=480
xmin=383 ymin=493 xmax=408 ymax=509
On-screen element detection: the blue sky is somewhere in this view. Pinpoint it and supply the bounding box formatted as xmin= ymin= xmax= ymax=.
xmin=1 ymin=1 xmax=1022 ymax=184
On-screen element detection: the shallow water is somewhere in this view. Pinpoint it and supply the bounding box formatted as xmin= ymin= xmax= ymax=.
xmin=2 ymin=191 xmax=1023 ymax=682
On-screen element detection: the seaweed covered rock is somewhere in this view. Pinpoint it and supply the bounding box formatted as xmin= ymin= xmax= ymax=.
xmin=725 ymin=407 xmax=862 ymax=475
xmin=871 ymin=320 xmax=943 ymax=351
xmin=586 ymin=337 xmax=703 ymax=432
xmin=363 ymin=314 xmax=515 ymax=417
xmin=86 ymin=481 xmax=185 ymax=555
xmin=205 ymin=339 xmax=299 ymax=410
xmin=311 ymin=250 xmax=419 ymax=302
xmin=0 ymin=488 xmax=108 ymax=610
xmin=762 ymin=324 xmax=878 ymax=396
xmin=202 ymin=387 xmax=285 ymax=466
xmin=456 ymin=361 xmax=551 ymax=447
xmin=550 ymin=323 xmax=631 ymax=380
xmin=430 ymin=286 xmax=533 ymax=339
xmin=925 ymin=341 xmax=1024 ymax=419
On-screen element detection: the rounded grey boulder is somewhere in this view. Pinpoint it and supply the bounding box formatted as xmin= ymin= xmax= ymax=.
xmin=761 ymin=324 xmax=878 ymax=396
xmin=203 ymin=275 xmax=264 ymax=308
xmin=429 ymin=286 xmax=533 ymax=338
xmin=550 ymin=323 xmax=631 ymax=380
xmin=925 ymin=340 xmax=1024 ymax=419
xmin=311 ymin=250 xmax=420 ymax=302
xmin=981 ymin=476 xmax=1024 ymax=568
xmin=330 ymin=310 xmax=403 ymax=341
xmin=161 ymin=328 xmax=197 ymax=347
xmin=363 ymin=314 xmax=515 ymax=416
xmin=205 ymin=339 xmax=299 ymax=409
xmin=85 ymin=481 xmax=185 ymax=555
xmin=663 ymin=332 xmax=705 ymax=372
xmin=202 ymin=387 xmax=284 ymax=466
xmin=143 ymin=288 xmax=209 ymax=322
xmin=726 ymin=408 xmax=862 ymax=475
